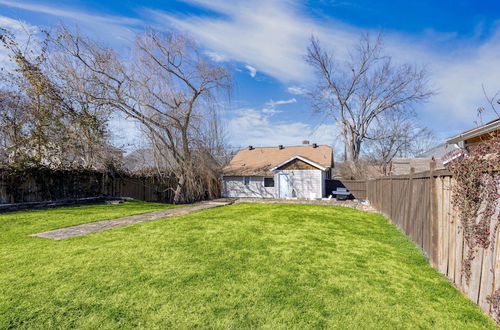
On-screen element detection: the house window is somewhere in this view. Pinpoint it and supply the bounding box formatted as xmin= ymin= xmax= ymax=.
xmin=264 ymin=177 xmax=274 ymax=187
xmin=244 ymin=176 xmax=250 ymax=186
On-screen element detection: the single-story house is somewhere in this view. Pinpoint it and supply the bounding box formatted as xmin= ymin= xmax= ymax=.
xmin=443 ymin=118 xmax=500 ymax=164
xmin=446 ymin=118 xmax=499 ymax=147
xmin=222 ymin=144 xmax=334 ymax=199
xmin=389 ymin=119 xmax=500 ymax=174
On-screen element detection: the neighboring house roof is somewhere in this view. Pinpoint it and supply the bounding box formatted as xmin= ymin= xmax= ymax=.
xmin=223 ymin=145 xmax=333 ymax=176
xmin=417 ymin=143 xmax=456 ymax=159
xmin=446 ymin=118 xmax=500 ymax=145
xmin=390 ymin=157 xmax=445 ymax=175
xmin=331 ymin=161 xmax=383 ymax=180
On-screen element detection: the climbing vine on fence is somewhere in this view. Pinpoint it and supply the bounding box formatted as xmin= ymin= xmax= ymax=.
xmin=446 ymin=134 xmax=500 ymax=320
xmin=488 ymin=289 xmax=500 ymax=323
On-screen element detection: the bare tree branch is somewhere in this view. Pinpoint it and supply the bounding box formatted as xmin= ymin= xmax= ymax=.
xmin=306 ymin=32 xmax=435 ymax=162
xmin=53 ymin=27 xmax=231 ymax=203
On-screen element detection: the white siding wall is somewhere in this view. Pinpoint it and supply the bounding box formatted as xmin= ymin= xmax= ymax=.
xmin=275 ymin=170 xmax=324 ymax=199
xmin=222 ymin=176 xmax=275 ymax=198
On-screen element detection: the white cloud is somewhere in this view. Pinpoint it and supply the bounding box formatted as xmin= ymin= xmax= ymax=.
xmin=287 ymin=86 xmax=308 ymax=95
xmin=148 ymin=0 xmax=500 ymax=134
xmin=424 ymin=32 xmax=500 ymax=126
xmin=228 ymin=108 xmax=339 ymax=147
xmin=260 ymin=98 xmax=297 ymax=115
xmin=227 ymin=97 xmax=341 ymax=149
xmin=265 ymin=98 xmax=297 ymax=107
xmin=245 ymin=64 xmax=257 ymax=77
xmin=2 ymin=0 xmax=498 ymax=136
xmin=0 ymin=16 xmax=40 ymax=67
xmin=0 ymin=15 xmax=36 ymax=31
xmin=204 ymin=51 xmax=227 ymax=62
xmin=261 ymin=108 xmax=282 ymax=115
xmin=0 ymin=0 xmax=141 ymax=26
xmin=0 ymin=0 xmax=141 ymax=43
xmin=144 ymin=0 xmax=345 ymax=82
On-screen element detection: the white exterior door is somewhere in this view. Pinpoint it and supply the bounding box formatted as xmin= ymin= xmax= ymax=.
xmin=278 ymin=174 xmax=292 ymax=198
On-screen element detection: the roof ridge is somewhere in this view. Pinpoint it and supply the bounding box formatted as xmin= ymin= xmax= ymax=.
xmin=238 ymin=144 xmax=331 ymax=150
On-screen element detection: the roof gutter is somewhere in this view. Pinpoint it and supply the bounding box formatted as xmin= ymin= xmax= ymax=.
xmin=446 ymin=119 xmax=500 ymax=145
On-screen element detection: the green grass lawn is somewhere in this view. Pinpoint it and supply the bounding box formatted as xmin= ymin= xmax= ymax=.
xmin=0 ymin=202 xmax=497 ymax=329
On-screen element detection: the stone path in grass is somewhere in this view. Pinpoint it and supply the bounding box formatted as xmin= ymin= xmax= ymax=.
xmin=31 ymin=201 xmax=231 ymax=240
xmin=232 ymin=198 xmax=377 ymax=213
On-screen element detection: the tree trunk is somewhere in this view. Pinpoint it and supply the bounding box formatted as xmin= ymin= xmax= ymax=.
xmin=341 ymin=126 xmax=348 ymax=162
xmin=382 ymin=162 xmax=389 ymax=176
xmin=348 ymin=133 xmax=362 ymax=161
xmin=173 ymin=173 xmax=185 ymax=204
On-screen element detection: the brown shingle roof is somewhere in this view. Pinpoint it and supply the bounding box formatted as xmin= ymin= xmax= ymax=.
xmin=223 ymin=145 xmax=333 ymax=176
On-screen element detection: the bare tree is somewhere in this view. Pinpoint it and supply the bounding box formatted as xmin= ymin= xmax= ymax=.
xmin=306 ymin=33 xmax=434 ymax=162
xmin=365 ymin=111 xmax=435 ymax=175
xmin=54 ymin=28 xmax=230 ymax=203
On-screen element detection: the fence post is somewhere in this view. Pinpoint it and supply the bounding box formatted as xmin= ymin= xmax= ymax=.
xmin=365 ymin=180 xmax=369 ymax=203
xmin=405 ymin=167 xmax=415 ymax=237
xmin=429 ymin=159 xmax=439 ymax=267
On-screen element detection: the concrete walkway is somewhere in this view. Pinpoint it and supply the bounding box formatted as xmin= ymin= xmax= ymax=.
xmin=31 ymin=201 xmax=230 ymax=240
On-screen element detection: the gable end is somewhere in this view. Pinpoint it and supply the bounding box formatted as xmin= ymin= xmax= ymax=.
xmin=276 ymin=158 xmax=320 ymax=170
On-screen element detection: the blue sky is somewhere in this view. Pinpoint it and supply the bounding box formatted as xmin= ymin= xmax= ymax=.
xmin=1 ymin=0 xmax=499 ymax=152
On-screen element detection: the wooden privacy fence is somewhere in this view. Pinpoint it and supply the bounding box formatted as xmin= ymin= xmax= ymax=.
xmin=338 ymin=180 xmax=367 ymax=200
xmin=352 ymin=166 xmax=500 ymax=321
xmin=0 ymin=168 xmax=180 ymax=204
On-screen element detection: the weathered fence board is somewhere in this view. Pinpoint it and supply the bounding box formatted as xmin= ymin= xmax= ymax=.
xmin=493 ymin=228 xmax=500 ymax=315
xmin=339 ymin=180 xmax=367 ymax=200
xmin=470 ymin=248 xmax=484 ymax=303
xmin=448 ymin=205 xmax=456 ymax=283
xmin=480 ymin=244 xmax=494 ymax=313
xmin=441 ymin=177 xmax=451 ymax=275
xmin=455 ymin=214 xmax=464 ymax=289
